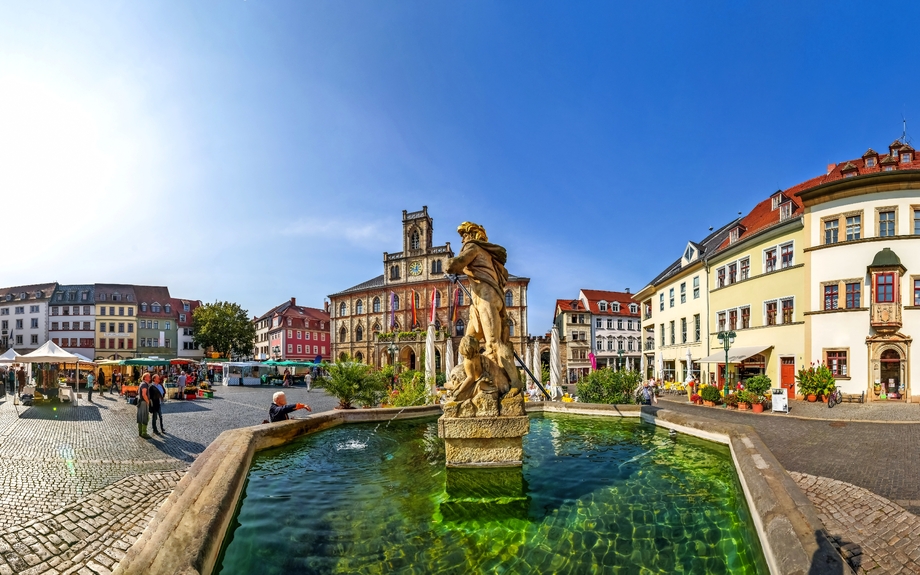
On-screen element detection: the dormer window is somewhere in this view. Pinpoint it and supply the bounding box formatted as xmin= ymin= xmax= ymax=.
xmin=779 ymin=202 xmax=793 ymax=221
xmin=771 ymin=192 xmax=785 ymax=210
xmin=165 ymin=304 xmax=171 ymax=313
xmin=152 ymin=303 xmax=161 ymax=313
xmin=612 ymin=302 xmax=620 ymax=313
xmin=862 ymin=148 xmax=879 ymax=168
xmin=629 ymin=304 xmax=638 ymax=314
xmin=840 ymin=161 xmax=858 ymax=178
xmin=730 ymin=228 xmax=740 ymax=243
xmin=902 ymin=152 xmax=912 ymax=163
xmin=599 ymin=302 xmax=607 ymax=312
xmin=141 ymin=303 xmax=148 ymax=313
xmin=865 ymin=157 xmax=876 ymax=168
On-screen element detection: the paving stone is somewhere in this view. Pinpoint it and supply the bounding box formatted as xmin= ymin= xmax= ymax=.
xmin=0 ymin=386 xmax=338 ymax=573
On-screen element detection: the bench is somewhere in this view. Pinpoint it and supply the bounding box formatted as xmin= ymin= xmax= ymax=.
xmin=840 ymin=391 xmax=865 ymax=404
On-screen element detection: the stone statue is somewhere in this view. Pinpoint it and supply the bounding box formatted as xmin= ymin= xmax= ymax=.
xmin=443 ymin=222 xmax=522 ymax=417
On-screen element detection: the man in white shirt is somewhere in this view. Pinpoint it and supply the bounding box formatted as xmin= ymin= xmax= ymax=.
xmin=176 ymin=372 xmax=187 ymax=400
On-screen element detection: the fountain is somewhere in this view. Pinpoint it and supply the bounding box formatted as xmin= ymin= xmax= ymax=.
xmin=438 ymin=221 xmax=529 ymax=467
xmin=112 ymin=221 xmax=849 ymax=575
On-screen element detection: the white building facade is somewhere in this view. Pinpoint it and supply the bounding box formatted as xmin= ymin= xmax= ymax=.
xmin=49 ymin=285 xmax=96 ymax=357
xmin=0 ymin=283 xmax=57 ymax=354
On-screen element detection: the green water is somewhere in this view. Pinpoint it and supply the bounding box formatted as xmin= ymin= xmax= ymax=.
xmin=216 ymin=415 xmax=767 ymax=574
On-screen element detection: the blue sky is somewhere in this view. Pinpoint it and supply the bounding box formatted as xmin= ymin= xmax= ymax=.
xmin=2 ymin=2 xmax=919 ymax=333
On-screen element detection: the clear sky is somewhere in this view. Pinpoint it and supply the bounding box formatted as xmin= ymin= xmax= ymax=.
xmin=2 ymin=2 xmax=919 ymax=333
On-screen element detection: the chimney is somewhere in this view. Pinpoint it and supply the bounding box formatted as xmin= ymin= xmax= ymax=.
xmin=324 ymin=301 xmax=329 ymax=312
xmin=291 ymin=297 xmax=296 ymax=306
xmin=625 ymin=288 xmax=630 ymax=294
xmin=827 ymin=163 xmax=836 ymax=175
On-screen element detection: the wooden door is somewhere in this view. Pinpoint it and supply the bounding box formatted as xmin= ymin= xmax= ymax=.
xmin=781 ymin=357 xmax=795 ymax=396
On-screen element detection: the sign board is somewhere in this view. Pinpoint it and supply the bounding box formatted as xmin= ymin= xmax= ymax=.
xmin=771 ymin=388 xmax=788 ymax=414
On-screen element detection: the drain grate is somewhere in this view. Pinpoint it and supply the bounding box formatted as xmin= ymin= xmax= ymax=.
xmin=829 ymin=422 xmax=847 ymax=428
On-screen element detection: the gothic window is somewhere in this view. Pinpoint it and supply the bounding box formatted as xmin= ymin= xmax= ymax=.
xmin=410 ymin=231 xmax=420 ymax=250
xmin=431 ymin=260 xmax=442 ymax=274
xmin=355 ymin=352 xmax=364 ymax=363
xmin=507 ymin=319 xmax=514 ymax=337
xmin=356 ymin=326 xmax=363 ymax=342
xmin=339 ymin=326 xmax=347 ymax=342
xmin=390 ymin=266 xmax=400 ymax=280
xmin=373 ymin=322 xmax=381 ymax=334
xmin=393 ymin=295 xmax=400 ymax=310
xmin=434 ymin=291 xmax=442 ymax=308
xmin=414 ymin=292 xmax=421 ymax=309
xmin=339 ymin=302 xmax=347 ymax=317
xmin=458 ymin=291 xmax=464 ymax=306
xmin=356 ymin=300 xmax=363 ymax=314
xmin=373 ymin=297 xmax=381 ymax=313
xmin=505 ymin=291 xmax=513 ymax=307
xmin=456 ymin=319 xmax=465 ymax=337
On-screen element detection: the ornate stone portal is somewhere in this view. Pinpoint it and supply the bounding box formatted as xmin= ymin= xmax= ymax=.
xmin=438 ymin=221 xmax=528 ymax=467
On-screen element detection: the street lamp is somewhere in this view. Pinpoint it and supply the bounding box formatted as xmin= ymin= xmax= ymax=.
xmin=617 ymin=348 xmax=624 ymax=371
xmin=717 ymin=330 xmax=736 ymax=393
xmin=387 ymin=343 xmax=399 ymax=383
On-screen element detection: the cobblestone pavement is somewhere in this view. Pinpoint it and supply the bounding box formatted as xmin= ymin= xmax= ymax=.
xmin=792 ymin=472 xmax=920 ymax=575
xmin=0 ymin=385 xmax=339 ymax=573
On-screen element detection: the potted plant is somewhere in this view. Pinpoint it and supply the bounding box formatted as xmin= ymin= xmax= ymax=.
xmin=737 ymin=390 xmax=753 ymax=411
xmin=814 ymin=364 xmax=836 ymax=402
xmin=724 ymin=393 xmax=739 ymax=410
xmin=751 ymin=395 xmax=765 ymax=413
xmin=321 ymin=358 xmax=374 ymax=409
xmin=796 ymin=365 xmax=818 ymax=402
xmin=700 ymin=385 xmax=721 ymax=407
xmin=690 ymin=393 xmax=702 ymax=405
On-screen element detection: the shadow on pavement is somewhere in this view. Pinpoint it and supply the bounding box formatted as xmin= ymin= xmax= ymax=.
xmin=148 ymin=434 xmax=206 ymax=463
xmin=18 ymin=404 xmax=103 ymax=422
xmin=162 ymin=401 xmax=211 ymax=414
xmin=808 ymin=529 xmax=850 ymax=575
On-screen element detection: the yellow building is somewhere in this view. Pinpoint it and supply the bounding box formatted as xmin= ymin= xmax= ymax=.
xmin=635 ymin=221 xmax=737 ymax=382
xmin=94 ymin=284 xmax=138 ymax=360
xmin=701 ymin=190 xmax=806 ymax=395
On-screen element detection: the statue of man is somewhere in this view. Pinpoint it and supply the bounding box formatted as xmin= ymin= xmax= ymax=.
xmin=447 ymin=222 xmax=508 ymax=349
xmin=447 ymin=222 xmax=520 ymax=394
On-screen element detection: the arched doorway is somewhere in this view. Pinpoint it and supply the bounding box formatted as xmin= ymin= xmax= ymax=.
xmin=400 ymin=346 xmax=416 ymax=371
xmin=880 ymin=348 xmax=902 ymax=399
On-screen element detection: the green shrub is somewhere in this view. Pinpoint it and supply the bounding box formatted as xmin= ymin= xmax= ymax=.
xmin=700 ymin=385 xmax=721 ymax=403
xmin=387 ymin=370 xmax=434 ymax=407
xmin=322 ymin=359 xmax=372 ymax=409
xmin=576 ymin=368 xmax=642 ymax=404
xmin=724 ymin=393 xmax=739 ymax=407
xmin=745 ymin=374 xmax=772 ymax=398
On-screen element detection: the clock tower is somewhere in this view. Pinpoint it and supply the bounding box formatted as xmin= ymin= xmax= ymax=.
xmin=383 ymin=206 xmax=453 ymax=286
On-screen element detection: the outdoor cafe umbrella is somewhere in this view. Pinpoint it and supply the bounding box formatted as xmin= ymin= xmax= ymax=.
xmin=550 ymin=326 xmax=562 ymax=399
xmin=425 ymin=324 xmax=436 ymax=395
xmin=531 ymin=340 xmax=541 ymax=387
xmin=444 ymin=337 xmax=454 ymax=377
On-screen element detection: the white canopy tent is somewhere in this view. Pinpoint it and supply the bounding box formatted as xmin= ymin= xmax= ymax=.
xmin=0 ymin=348 xmax=21 ymax=364
xmin=19 ymin=341 xmax=82 ymax=364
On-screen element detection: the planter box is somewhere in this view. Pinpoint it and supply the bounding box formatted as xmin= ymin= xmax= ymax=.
xmin=738 ymin=403 xmax=751 ymax=411
xmin=703 ymin=400 xmax=716 ymax=407
xmin=752 ymin=403 xmax=764 ymax=413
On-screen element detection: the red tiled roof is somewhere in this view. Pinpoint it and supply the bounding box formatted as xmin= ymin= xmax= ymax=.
xmin=554 ymin=299 xmax=586 ymax=313
xmin=133 ymin=286 xmax=173 ymax=317
xmin=170 ymin=298 xmax=201 ymax=326
xmin=712 ymin=193 xmax=803 ymax=253
xmin=579 ymin=289 xmax=639 ymax=316
xmin=789 ymin=142 xmax=920 ymax=199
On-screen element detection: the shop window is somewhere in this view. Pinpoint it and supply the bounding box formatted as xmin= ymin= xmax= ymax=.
xmin=826 ymin=350 xmax=848 ymax=377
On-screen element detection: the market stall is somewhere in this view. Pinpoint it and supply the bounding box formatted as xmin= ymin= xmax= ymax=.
xmin=221 ymin=362 xmax=268 ymax=386
xmin=18 ymin=341 xmax=85 ymax=405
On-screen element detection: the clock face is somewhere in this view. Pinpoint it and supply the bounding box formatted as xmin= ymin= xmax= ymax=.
xmin=409 ymin=261 xmax=423 ymax=276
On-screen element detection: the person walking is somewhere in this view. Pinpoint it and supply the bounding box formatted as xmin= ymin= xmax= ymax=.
xmin=137 ymin=373 xmax=151 ymax=438
xmin=17 ymin=367 xmax=26 ymax=395
xmin=86 ymin=372 xmax=94 ymax=402
xmin=97 ymin=369 xmax=106 ymax=395
xmin=176 ymin=371 xmax=187 ymax=401
xmin=282 ymin=369 xmax=292 ymax=388
xmin=149 ymin=375 xmax=164 ymax=435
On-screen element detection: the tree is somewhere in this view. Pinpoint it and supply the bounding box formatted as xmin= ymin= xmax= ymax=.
xmin=192 ymin=301 xmax=257 ymax=360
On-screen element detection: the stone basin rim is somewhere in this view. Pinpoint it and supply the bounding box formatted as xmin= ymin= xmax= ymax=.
xmin=112 ymin=403 xmax=852 ymax=575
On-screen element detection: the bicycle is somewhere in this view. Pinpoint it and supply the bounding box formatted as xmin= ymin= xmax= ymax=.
xmin=827 ymin=387 xmax=842 ymax=408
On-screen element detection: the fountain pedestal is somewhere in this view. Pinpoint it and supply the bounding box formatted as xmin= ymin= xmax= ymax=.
xmin=438 ymin=415 xmax=529 ymax=467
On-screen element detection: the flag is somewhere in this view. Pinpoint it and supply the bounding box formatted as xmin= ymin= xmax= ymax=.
xmin=429 ymin=289 xmax=437 ymax=324
xmin=411 ymin=290 xmax=418 ymax=328
xmin=389 ymin=292 xmax=396 ymax=328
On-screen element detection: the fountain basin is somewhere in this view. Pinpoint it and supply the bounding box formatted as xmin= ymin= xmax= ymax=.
xmin=113 ymin=404 xmax=850 ymax=575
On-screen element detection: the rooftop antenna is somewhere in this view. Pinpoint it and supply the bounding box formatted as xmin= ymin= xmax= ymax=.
xmin=902 ymin=115 xmax=912 ymax=144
